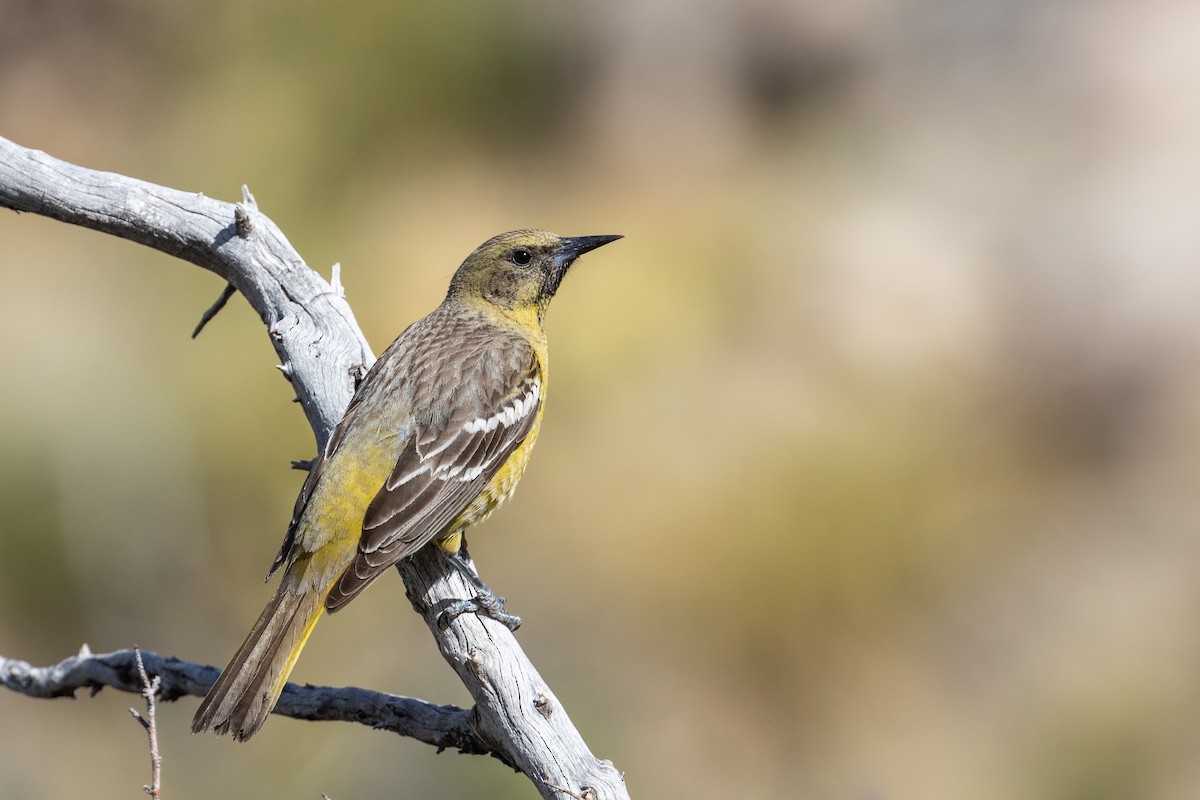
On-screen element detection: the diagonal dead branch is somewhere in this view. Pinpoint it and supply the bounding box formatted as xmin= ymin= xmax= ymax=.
xmin=0 ymin=135 xmax=371 ymax=452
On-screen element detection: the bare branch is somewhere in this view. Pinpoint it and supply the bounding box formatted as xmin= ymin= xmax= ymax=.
xmin=0 ymin=135 xmax=371 ymax=452
xmin=0 ymin=134 xmax=630 ymax=800
xmin=0 ymin=648 xmax=494 ymax=757
xmin=398 ymin=548 xmax=630 ymax=798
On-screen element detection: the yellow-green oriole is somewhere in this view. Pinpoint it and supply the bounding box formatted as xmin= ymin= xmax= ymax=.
xmin=191 ymin=230 xmax=621 ymax=741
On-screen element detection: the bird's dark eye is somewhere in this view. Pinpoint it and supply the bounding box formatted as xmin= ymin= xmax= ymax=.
xmin=511 ymin=248 xmax=533 ymax=266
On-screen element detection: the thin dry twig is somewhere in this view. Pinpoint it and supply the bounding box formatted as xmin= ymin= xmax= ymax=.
xmin=191 ymin=282 xmax=238 ymax=338
xmin=129 ymin=647 xmax=163 ymax=800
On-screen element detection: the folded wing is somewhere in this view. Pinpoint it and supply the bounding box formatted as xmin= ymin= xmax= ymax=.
xmin=325 ymin=348 xmax=541 ymax=611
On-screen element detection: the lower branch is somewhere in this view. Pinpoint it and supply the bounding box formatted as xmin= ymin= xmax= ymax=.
xmin=0 ymin=647 xmax=493 ymax=758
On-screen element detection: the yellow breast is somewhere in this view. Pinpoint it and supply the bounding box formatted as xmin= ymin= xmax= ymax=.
xmin=435 ymin=398 xmax=545 ymax=555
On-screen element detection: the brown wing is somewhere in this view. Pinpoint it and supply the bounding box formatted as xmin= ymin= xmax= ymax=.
xmin=325 ymin=348 xmax=542 ymax=611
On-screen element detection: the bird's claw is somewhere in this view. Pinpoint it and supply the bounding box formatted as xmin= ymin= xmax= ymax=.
xmin=438 ymin=593 xmax=522 ymax=631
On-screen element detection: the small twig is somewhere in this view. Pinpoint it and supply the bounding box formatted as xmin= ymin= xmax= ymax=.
xmin=191 ymin=283 xmax=238 ymax=338
xmin=330 ymin=262 xmax=345 ymax=297
xmin=129 ymin=647 xmax=163 ymax=800
xmin=234 ymin=203 xmax=253 ymax=237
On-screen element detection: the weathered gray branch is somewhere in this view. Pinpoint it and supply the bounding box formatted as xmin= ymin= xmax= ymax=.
xmin=0 ymin=647 xmax=493 ymax=758
xmin=0 ymin=134 xmax=629 ymax=800
xmin=0 ymin=137 xmax=372 ymax=450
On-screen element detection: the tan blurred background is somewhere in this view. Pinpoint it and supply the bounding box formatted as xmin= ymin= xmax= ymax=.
xmin=4 ymin=0 xmax=1200 ymax=798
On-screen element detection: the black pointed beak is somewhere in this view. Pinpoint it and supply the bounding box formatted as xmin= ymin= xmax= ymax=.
xmin=554 ymin=234 xmax=623 ymax=268
xmin=542 ymin=234 xmax=621 ymax=300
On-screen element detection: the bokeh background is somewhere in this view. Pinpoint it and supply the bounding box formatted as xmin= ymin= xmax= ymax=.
xmin=4 ymin=0 xmax=1200 ymax=798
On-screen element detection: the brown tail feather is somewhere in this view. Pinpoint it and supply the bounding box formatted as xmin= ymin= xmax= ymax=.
xmin=192 ymin=581 xmax=326 ymax=741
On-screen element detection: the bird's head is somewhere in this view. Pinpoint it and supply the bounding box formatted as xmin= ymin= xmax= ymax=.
xmin=447 ymin=230 xmax=622 ymax=322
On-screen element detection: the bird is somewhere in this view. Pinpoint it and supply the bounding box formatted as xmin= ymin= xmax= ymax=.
xmin=191 ymin=229 xmax=621 ymax=741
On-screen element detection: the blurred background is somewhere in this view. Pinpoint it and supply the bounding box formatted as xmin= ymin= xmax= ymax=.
xmin=3 ymin=0 xmax=1200 ymax=798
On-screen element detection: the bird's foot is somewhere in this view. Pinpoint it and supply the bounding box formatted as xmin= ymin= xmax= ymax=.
xmin=438 ymin=591 xmax=522 ymax=631
xmin=439 ymin=547 xmax=522 ymax=630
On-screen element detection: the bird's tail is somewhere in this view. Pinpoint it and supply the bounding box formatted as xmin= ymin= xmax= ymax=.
xmin=191 ymin=578 xmax=326 ymax=741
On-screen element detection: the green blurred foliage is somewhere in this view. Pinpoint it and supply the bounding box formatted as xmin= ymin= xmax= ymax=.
xmin=5 ymin=0 xmax=1200 ymax=798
